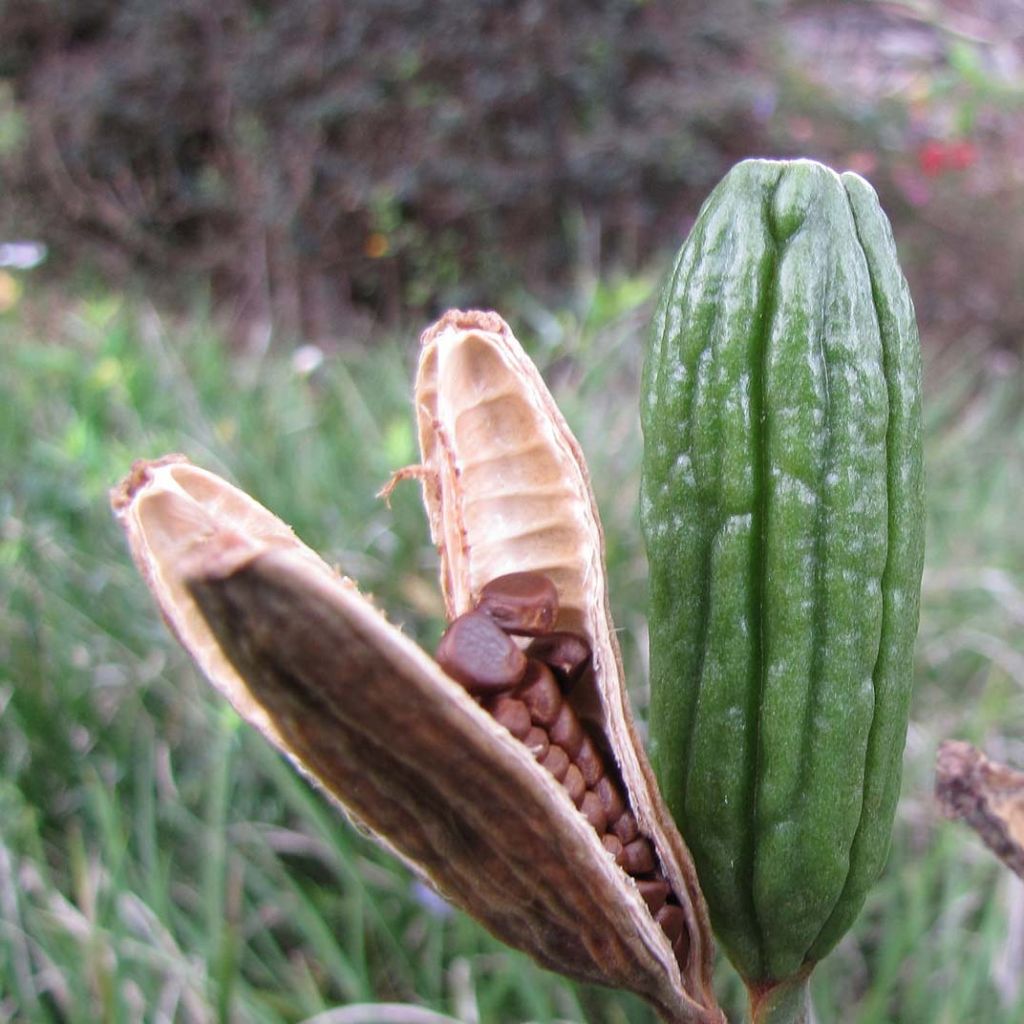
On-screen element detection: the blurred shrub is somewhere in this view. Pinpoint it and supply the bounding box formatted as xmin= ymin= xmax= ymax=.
xmin=0 ymin=0 xmax=770 ymax=336
xmin=766 ymin=3 xmax=1024 ymax=355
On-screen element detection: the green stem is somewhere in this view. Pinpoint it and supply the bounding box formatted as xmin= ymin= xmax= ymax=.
xmin=747 ymin=970 xmax=813 ymax=1024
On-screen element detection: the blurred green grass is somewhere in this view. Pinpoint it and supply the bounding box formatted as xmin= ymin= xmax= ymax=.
xmin=1 ymin=284 xmax=1022 ymax=1023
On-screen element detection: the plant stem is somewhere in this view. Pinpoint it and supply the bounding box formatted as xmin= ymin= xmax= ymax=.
xmin=747 ymin=970 xmax=812 ymax=1024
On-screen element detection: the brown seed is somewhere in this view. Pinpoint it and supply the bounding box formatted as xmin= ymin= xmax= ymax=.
xmin=593 ymin=776 xmax=626 ymax=822
xmin=612 ymin=811 xmax=639 ymax=845
xmin=539 ymin=744 xmax=570 ymax=782
xmin=514 ymin=660 xmax=562 ymax=728
xmin=620 ymin=837 xmax=656 ymax=876
xmin=601 ymin=834 xmax=623 ymax=860
xmin=477 ymin=572 xmax=559 ymax=636
xmin=488 ymin=696 xmax=532 ymax=740
xmin=655 ymin=904 xmax=686 ymax=946
xmin=636 ymin=878 xmax=671 ymax=915
xmin=523 ymin=726 xmax=549 ymax=760
xmin=526 ymin=631 xmax=592 ymax=687
xmin=574 ymin=735 xmax=604 ymax=787
xmin=549 ymin=702 xmax=584 ymax=758
xmin=435 ymin=610 xmax=527 ymax=693
xmin=579 ymin=791 xmax=608 ymax=833
xmin=563 ymin=763 xmax=585 ymax=806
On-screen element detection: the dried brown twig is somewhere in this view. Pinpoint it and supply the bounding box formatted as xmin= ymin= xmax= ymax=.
xmin=936 ymin=740 xmax=1024 ymax=879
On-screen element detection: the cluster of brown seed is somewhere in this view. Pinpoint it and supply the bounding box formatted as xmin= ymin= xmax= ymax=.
xmin=435 ymin=571 xmax=689 ymax=965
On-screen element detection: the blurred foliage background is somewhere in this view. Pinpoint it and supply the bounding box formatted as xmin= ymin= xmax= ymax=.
xmin=1 ymin=0 xmax=1023 ymax=353
xmin=2 ymin=2 xmax=1024 ymax=1023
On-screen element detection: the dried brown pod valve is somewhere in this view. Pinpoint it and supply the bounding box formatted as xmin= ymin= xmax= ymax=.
xmin=110 ymin=310 xmax=723 ymax=1024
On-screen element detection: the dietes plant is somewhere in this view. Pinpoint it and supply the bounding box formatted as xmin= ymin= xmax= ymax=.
xmin=113 ymin=160 xmax=923 ymax=1024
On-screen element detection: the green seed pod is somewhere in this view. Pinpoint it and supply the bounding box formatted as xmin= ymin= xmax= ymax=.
xmin=640 ymin=159 xmax=924 ymax=988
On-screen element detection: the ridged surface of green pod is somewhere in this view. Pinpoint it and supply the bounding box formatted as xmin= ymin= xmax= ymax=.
xmin=640 ymin=158 xmax=924 ymax=986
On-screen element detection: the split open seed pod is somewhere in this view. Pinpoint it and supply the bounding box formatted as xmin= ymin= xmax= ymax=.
xmin=111 ymin=311 xmax=723 ymax=1024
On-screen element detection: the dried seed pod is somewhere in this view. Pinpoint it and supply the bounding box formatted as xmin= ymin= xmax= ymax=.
xmin=112 ymin=457 xmax=719 ymax=1023
xmin=416 ymin=310 xmax=719 ymax=1015
xmin=111 ymin=308 xmax=724 ymax=1024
